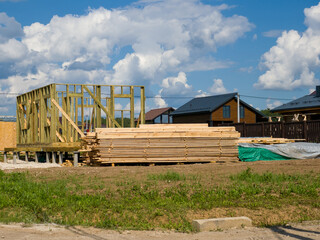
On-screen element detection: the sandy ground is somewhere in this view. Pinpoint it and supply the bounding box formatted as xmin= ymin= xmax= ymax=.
xmin=0 ymin=222 xmax=319 ymax=240
xmin=0 ymin=159 xmax=61 ymax=170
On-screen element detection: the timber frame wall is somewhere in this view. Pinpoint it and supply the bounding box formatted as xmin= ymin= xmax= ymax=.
xmin=16 ymin=83 xmax=145 ymax=151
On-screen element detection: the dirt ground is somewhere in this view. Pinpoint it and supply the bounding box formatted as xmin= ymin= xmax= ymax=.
xmin=1 ymin=159 xmax=320 ymax=239
xmin=5 ymin=158 xmax=320 ymax=178
xmin=0 ymin=222 xmax=319 ymax=240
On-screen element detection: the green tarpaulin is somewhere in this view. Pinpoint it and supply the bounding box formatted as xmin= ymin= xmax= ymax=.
xmin=238 ymin=146 xmax=293 ymax=162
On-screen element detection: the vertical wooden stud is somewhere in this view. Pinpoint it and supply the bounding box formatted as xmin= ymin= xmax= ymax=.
xmin=130 ymin=86 xmax=134 ymax=127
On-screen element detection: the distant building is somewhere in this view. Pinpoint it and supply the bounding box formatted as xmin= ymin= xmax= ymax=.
xmin=144 ymin=107 xmax=175 ymax=124
xmin=272 ymin=86 xmax=320 ymax=122
xmin=170 ymin=93 xmax=265 ymax=126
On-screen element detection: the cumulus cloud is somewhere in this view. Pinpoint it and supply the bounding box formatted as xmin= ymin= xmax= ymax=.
xmin=0 ymin=12 xmax=24 ymax=43
xmin=155 ymin=72 xmax=195 ymax=108
xmin=0 ymin=0 xmax=253 ymax=111
xmin=256 ymin=3 xmax=320 ymax=90
xmin=209 ymin=78 xmax=228 ymax=94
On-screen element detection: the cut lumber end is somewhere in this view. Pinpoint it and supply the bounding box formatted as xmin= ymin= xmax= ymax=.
xmin=192 ymin=216 xmax=252 ymax=232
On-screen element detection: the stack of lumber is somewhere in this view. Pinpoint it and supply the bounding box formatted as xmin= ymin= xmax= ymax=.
xmin=238 ymin=137 xmax=296 ymax=144
xmin=82 ymin=124 xmax=240 ymax=165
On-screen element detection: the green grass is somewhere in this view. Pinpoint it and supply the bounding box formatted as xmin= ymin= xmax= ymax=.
xmin=0 ymin=168 xmax=319 ymax=231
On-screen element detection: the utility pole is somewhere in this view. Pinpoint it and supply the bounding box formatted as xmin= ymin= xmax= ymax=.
xmin=237 ymin=93 xmax=240 ymax=123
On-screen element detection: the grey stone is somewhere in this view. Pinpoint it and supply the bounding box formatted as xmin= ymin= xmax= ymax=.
xmin=192 ymin=216 xmax=252 ymax=232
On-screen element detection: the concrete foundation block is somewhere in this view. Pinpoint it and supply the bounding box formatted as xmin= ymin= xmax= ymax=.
xmin=192 ymin=216 xmax=252 ymax=232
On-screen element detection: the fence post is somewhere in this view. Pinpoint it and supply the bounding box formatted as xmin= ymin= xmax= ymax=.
xmin=281 ymin=122 xmax=285 ymax=138
xmin=243 ymin=122 xmax=246 ymax=137
xmin=303 ymin=121 xmax=307 ymax=141
xmin=262 ymin=122 xmax=265 ymax=137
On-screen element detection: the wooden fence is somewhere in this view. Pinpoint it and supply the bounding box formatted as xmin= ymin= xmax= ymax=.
xmin=219 ymin=120 xmax=320 ymax=143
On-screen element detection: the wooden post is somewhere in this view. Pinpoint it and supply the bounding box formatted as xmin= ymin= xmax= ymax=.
xmin=261 ymin=123 xmax=265 ymax=137
xmin=303 ymin=121 xmax=308 ymax=141
xmin=4 ymin=152 xmax=7 ymax=163
xmin=130 ymin=86 xmax=134 ymax=127
xmin=281 ymin=122 xmax=285 ymax=138
xmin=140 ymin=87 xmax=145 ymax=124
xmin=35 ymin=152 xmax=39 ymax=163
xmin=46 ymin=152 xmax=50 ymax=163
xmin=13 ymin=152 xmax=17 ymax=164
xmin=73 ymin=151 xmax=79 ymax=167
xmin=52 ymin=152 xmax=57 ymax=164
xmin=59 ymin=152 xmax=63 ymax=164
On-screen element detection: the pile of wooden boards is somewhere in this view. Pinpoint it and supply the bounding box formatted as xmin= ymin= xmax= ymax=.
xmin=82 ymin=124 xmax=240 ymax=165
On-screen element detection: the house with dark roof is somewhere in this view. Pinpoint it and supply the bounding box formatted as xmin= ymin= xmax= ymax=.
xmin=170 ymin=93 xmax=265 ymax=125
xmin=144 ymin=107 xmax=175 ymax=124
xmin=272 ymin=86 xmax=320 ymax=122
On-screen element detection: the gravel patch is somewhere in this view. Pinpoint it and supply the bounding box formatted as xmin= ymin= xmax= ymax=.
xmin=0 ymin=159 xmax=61 ymax=170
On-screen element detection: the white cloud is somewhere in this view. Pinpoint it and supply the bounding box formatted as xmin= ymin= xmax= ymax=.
xmin=156 ymin=72 xmax=195 ymax=108
xmin=256 ymin=2 xmax=320 ymax=90
xmin=0 ymin=12 xmax=24 ymax=43
xmin=262 ymin=30 xmax=283 ymax=38
xmin=161 ymin=72 xmax=192 ymax=95
xmin=266 ymin=99 xmax=283 ymax=109
xmin=209 ymin=78 xmax=228 ymax=94
xmin=0 ymin=0 xmax=253 ymax=112
xmin=154 ymin=93 xmax=167 ymax=108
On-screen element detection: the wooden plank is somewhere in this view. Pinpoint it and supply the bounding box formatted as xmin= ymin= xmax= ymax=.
xmin=51 ymin=99 xmax=85 ymax=138
xmin=96 ymin=132 xmax=240 ymax=139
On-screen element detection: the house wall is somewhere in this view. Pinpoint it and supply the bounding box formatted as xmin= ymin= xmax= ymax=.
xmin=172 ymin=112 xmax=211 ymax=123
xmin=211 ymin=99 xmax=256 ymax=123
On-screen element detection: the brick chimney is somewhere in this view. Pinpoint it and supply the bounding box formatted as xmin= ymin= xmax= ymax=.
xmin=317 ymin=85 xmax=320 ymax=97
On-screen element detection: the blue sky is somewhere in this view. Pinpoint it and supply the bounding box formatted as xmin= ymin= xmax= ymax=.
xmin=0 ymin=0 xmax=320 ymax=115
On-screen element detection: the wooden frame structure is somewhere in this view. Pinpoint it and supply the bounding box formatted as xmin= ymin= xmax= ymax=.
xmin=15 ymin=83 xmax=145 ymax=152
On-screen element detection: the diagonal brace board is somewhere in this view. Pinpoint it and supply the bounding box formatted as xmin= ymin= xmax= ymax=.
xmin=83 ymin=86 xmax=120 ymax=128
xmin=51 ymin=99 xmax=85 ymax=138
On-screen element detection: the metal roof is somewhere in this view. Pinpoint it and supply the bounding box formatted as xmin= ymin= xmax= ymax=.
xmin=171 ymin=93 xmax=264 ymax=116
xmin=272 ymin=91 xmax=320 ymax=112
